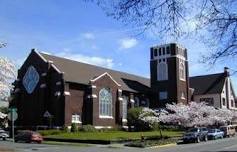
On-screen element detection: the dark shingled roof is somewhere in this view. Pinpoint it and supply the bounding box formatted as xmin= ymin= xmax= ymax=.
xmin=40 ymin=52 xmax=150 ymax=93
xmin=190 ymin=73 xmax=226 ymax=95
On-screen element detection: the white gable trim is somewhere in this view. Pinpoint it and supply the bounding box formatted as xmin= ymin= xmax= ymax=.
xmin=51 ymin=64 xmax=62 ymax=74
xmin=35 ymin=50 xmax=48 ymax=63
xmin=90 ymin=72 xmax=121 ymax=87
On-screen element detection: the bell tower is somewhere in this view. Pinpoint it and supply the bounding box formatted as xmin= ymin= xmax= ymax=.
xmin=150 ymin=43 xmax=189 ymax=107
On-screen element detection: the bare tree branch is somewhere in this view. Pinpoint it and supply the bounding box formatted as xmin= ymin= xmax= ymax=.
xmin=0 ymin=42 xmax=7 ymax=48
xmin=87 ymin=0 xmax=237 ymax=66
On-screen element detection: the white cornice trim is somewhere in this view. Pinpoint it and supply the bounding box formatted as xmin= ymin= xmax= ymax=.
xmin=150 ymin=54 xmax=187 ymax=61
xmin=118 ymin=89 xmax=122 ymax=93
xmin=92 ymin=94 xmax=97 ymax=98
xmin=94 ymin=126 xmax=112 ymax=129
xmin=40 ymin=84 xmax=47 ymax=88
xmin=90 ymin=72 xmax=121 ymax=87
xmin=56 ymin=81 xmax=62 ymax=85
xmin=87 ymin=94 xmax=97 ymax=98
xmin=88 ymin=85 xmax=96 ymax=88
xmin=35 ymin=50 xmax=48 ymax=63
xmin=41 ymin=73 xmax=47 ymax=76
xmin=64 ymin=91 xmax=71 ymax=96
xmin=51 ymin=64 xmax=62 ymax=74
xmin=99 ymin=115 xmax=113 ymax=119
xmin=118 ymin=97 xmax=123 ymax=101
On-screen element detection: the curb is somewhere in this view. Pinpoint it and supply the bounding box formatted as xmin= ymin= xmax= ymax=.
xmin=148 ymin=143 xmax=177 ymax=149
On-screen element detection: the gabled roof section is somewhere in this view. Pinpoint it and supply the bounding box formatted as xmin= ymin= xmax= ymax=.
xmin=39 ymin=52 xmax=150 ymax=93
xmin=90 ymin=72 xmax=121 ymax=87
xmin=190 ymin=73 xmax=226 ymax=95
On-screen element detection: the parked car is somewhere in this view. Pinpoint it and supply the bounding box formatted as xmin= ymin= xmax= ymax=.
xmin=15 ymin=130 xmax=43 ymax=143
xmin=0 ymin=129 xmax=9 ymax=140
xmin=207 ymin=129 xmax=224 ymax=140
xmin=183 ymin=127 xmax=208 ymax=143
xmin=220 ymin=125 xmax=236 ymax=137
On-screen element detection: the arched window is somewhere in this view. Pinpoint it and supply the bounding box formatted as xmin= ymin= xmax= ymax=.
xmin=122 ymin=96 xmax=128 ymax=119
xmin=157 ymin=61 xmax=168 ymax=81
xmin=99 ymin=88 xmax=112 ymax=117
xmin=179 ymin=60 xmax=185 ymax=81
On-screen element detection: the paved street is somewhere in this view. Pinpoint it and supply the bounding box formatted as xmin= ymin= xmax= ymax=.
xmin=0 ymin=136 xmax=237 ymax=152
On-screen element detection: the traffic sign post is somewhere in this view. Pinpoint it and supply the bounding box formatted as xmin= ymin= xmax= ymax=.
xmin=8 ymin=108 xmax=17 ymax=143
xmin=43 ymin=111 xmax=53 ymax=128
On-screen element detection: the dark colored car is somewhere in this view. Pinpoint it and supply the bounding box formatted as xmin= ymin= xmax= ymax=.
xmin=15 ymin=130 xmax=43 ymax=143
xmin=183 ymin=127 xmax=208 ymax=143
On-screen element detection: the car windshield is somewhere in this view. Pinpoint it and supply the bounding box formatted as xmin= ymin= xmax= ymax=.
xmin=188 ymin=128 xmax=198 ymax=132
xmin=209 ymin=129 xmax=216 ymax=133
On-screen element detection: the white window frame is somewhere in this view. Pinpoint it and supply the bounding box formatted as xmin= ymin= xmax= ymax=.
xmin=99 ymin=88 xmax=113 ymax=118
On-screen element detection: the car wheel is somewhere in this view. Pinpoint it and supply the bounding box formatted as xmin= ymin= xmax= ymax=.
xmin=196 ymin=137 xmax=200 ymax=143
xmin=2 ymin=138 xmax=6 ymax=141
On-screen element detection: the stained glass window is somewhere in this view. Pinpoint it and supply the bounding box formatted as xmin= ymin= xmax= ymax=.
xmin=23 ymin=66 xmax=39 ymax=94
xmin=99 ymin=88 xmax=112 ymax=117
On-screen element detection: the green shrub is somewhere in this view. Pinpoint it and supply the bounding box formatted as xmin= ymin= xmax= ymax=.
xmin=62 ymin=125 xmax=70 ymax=132
xmin=38 ymin=129 xmax=62 ymax=136
xmin=127 ymin=107 xmax=151 ymax=131
xmin=71 ymin=123 xmax=78 ymax=132
xmin=80 ymin=125 xmax=97 ymax=132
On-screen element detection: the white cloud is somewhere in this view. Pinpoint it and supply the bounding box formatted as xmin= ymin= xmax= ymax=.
xmin=81 ymin=32 xmax=95 ymax=40
xmin=56 ymin=52 xmax=114 ymax=68
xmin=118 ymin=38 xmax=138 ymax=49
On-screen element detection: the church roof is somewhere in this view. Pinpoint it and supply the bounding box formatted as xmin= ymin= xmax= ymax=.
xmin=39 ymin=52 xmax=150 ymax=93
xmin=190 ymin=73 xmax=226 ymax=95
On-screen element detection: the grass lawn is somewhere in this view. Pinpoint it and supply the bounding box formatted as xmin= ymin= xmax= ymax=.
xmin=43 ymin=130 xmax=183 ymax=141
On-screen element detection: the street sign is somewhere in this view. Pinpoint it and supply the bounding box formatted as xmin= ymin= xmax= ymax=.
xmin=43 ymin=111 xmax=51 ymax=118
xmin=9 ymin=108 xmax=17 ymax=112
xmin=8 ymin=108 xmax=18 ymax=143
xmin=8 ymin=111 xmax=18 ymax=121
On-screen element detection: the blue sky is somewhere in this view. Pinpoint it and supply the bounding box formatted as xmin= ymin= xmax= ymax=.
xmin=0 ymin=0 xmax=237 ymax=91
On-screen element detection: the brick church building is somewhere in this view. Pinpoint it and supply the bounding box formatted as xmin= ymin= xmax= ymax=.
xmin=11 ymin=43 xmax=237 ymax=129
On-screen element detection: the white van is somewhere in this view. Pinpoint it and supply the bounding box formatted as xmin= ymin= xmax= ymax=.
xmin=220 ymin=125 xmax=236 ymax=137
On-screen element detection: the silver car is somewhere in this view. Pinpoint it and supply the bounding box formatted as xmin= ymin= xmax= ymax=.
xmin=208 ymin=129 xmax=224 ymax=140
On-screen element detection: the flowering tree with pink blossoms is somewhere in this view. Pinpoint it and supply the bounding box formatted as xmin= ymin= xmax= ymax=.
xmin=139 ymin=108 xmax=167 ymax=137
xmin=162 ymin=102 xmax=235 ymax=127
xmin=140 ymin=102 xmax=237 ymax=128
xmin=0 ymin=57 xmax=16 ymax=101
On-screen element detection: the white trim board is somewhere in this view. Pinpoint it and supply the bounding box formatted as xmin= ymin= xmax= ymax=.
xmin=90 ymin=72 xmax=121 ymax=87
